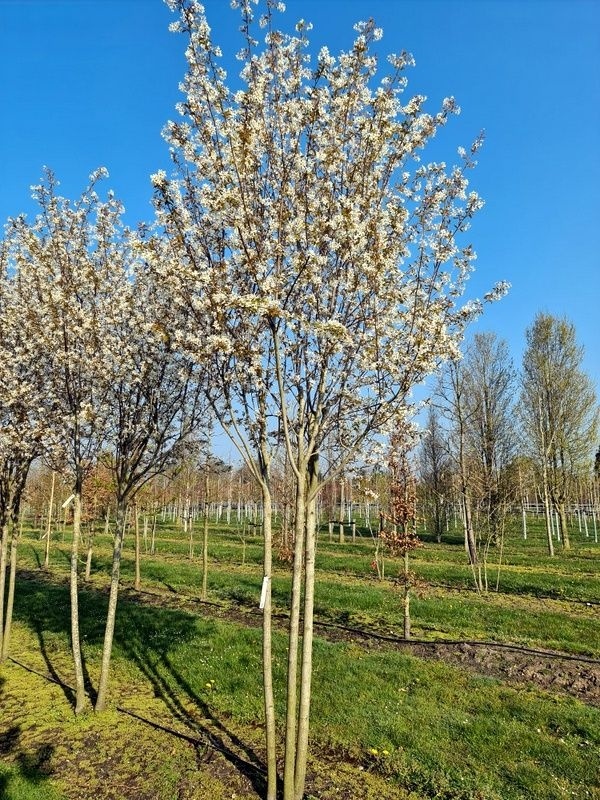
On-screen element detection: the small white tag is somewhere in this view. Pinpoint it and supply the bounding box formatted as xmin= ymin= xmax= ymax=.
xmin=259 ymin=576 xmax=269 ymax=610
xmin=61 ymin=494 xmax=75 ymax=509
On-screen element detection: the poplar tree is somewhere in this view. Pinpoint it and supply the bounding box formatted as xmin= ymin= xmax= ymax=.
xmin=520 ymin=313 xmax=598 ymax=551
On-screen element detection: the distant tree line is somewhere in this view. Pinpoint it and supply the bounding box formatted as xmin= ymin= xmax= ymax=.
xmin=419 ymin=318 xmax=598 ymax=590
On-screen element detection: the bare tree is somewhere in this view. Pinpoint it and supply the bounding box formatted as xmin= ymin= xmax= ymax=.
xmin=463 ymin=334 xmax=516 ymax=567
xmin=418 ymin=405 xmax=451 ymax=543
xmin=437 ymin=359 xmax=482 ymax=589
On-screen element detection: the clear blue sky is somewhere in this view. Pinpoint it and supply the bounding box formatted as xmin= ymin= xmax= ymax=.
xmin=1 ymin=0 xmax=598 ymax=393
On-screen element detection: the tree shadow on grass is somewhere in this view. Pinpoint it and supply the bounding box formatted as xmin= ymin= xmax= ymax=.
xmin=31 ymin=617 xmax=76 ymax=708
xmin=11 ymin=572 xmax=271 ymax=798
xmin=28 ymin=544 xmax=42 ymax=569
xmin=11 ymin=577 xmax=97 ymax=706
xmin=0 ymin=734 xmax=58 ymax=800
xmin=115 ymin=600 xmax=271 ymax=798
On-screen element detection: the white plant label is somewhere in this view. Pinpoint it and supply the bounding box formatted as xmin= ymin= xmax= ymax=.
xmin=259 ymin=576 xmax=269 ymax=610
xmin=61 ymin=493 xmax=75 ymax=509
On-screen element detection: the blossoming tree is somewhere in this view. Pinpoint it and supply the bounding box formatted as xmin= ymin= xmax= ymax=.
xmin=0 ymin=243 xmax=51 ymax=661
xmin=153 ymin=2 xmax=507 ymax=797
xmin=95 ymin=235 xmax=209 ymax=712
xmin=8 ymin=170 xmax=120 ymax=713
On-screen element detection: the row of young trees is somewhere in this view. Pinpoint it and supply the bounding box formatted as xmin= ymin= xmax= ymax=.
xmin=420 ymin=320 xmax=598 ymax=589
xmin=0 ymin=1 xmax=526 ymax=798
xmin=0 ymin=170 xmax=210 ymax=713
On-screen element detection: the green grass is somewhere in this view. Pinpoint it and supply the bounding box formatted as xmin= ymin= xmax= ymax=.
xmin=3 ymin=513 xmax=599 ymax=798
xmin=4 ymin=575 xmax=600 ymax=800
xmin=0 ymin=755 xmax=65 ymax=800
xmin=18 ymin=515 xmax=600 ymax=657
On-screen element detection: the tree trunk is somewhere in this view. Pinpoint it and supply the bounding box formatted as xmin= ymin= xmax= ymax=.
xmin=134 ymin=505 xmax=141 ymax=591
xmin=283 ymin=473 xmax=307 ymax=800
xmin=71 ymin=490 xmax=87 ymax=714
xmin=95 ymin=500 xmax=128 ymax=712
xmin=557 ymin=501 xmax=570 ymax=549
xmin=542 ymin=479 xmax=555 ymax=557
xmin=0 ymin=520 xmax=8 ymax=645
xmin=457 ymin=429 xmax=480 ymax=591
xmin=438 ymin=497 xmax=446 ymax=543
xmin=84 ymin=525 xmax=93 ymax=581
xmin=403 ymin=550 xmax=411 ymax=640
xmin=150 ymin=514 xmax=157 ymax=555
xmin=1 ymin=519 xmax=19 ymax=660
xmin=261 ymin=483 xmax=277 ymax=800
xmin=44 ymin=471 xmax=56 ymax=569
xmin=294 ymin=466 xmax=318 ymax=800
xmin=202 ymin=472 xmax=209 ymax=600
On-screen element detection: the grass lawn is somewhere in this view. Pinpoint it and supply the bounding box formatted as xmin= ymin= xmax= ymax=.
xmin=1 ymin=513 xmax=598 ymax=799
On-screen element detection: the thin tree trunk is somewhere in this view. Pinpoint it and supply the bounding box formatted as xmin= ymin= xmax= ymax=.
xmin=202 ymin=472 xmax=209 ymax=600
xmin=44 ymin=471 xmax=56 ymax=568
xmin=458 ymin=432 xmax=480 ymax=591
xmin=403 ymin=550 xmax=411 ymax=640
xmin=134 ymin=504 xmax=141 ymax=591
xmin=283 ymin=475 xmax=306 ymax=800
xmin=261 ymin=483 xmax=277 ymax=800
xmin=558 ymin=501 xmax=570 ymax=549
xmin=95 ymin=500 xmax=127 ymax=712
xmin=0 ymin=520 xmax=9 ymax=645
xmin=1 ymin=518 xmax=20 ymax=660
xmin=495 ymin=520 xmax=506 ymax=592
xmin=84 ymin=523 xmax=94 ymax=581
xmin=71 ymin=490 xmax=86 ymax=714
xmin=294 ymin=467 xmax=318 ymax=800
xmin=542 ymin=479 xmax=555 ymax=557
xmin=150 ymin=513 xmax=157 ymax=554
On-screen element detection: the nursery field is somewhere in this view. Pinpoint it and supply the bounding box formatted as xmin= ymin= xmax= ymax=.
xmin=1 ymin=516 xmax=599 ymax=800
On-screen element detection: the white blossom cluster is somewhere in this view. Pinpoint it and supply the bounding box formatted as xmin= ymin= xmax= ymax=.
xmin=0 ymin=170 xmax=206 ymax=524
xmin=152 ymin=0 xmax=506 ymax=478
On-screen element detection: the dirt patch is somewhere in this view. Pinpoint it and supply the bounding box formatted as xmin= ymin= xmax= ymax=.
xmin=406 ymin=640 xmax=600 ymax=704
